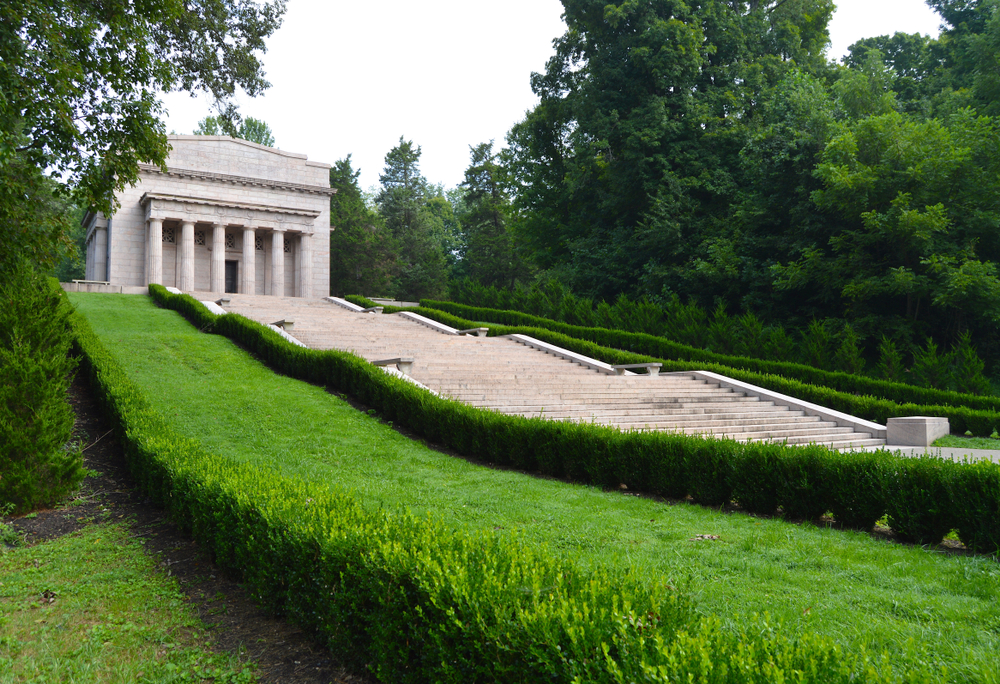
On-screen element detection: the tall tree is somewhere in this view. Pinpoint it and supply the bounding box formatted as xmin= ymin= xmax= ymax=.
xmin=505 ymin=0 xmax=835 ymax=300
xmin=0 ymin=0 xmax=285 ymax=228
xmin=329 ymin=156 xmax=397 ymax=296
xmin=195 ymin=115 xmax=277 ymax=146
xmin=375 ymin=138 xmax=448 ymax=300
xmin=458 ymin=142 xmax=526 ymax=288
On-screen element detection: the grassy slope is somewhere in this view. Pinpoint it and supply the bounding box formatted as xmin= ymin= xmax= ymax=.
xmin=70 ymin=293 xmax=1000 ymax=681
xmin=0 ymin=524 xmax=255 ymax=684
xmin=935 ymin=435 xmax=1000 ymax=450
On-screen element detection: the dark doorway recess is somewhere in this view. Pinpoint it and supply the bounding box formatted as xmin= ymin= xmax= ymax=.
xmin=225 ymin=261 xmax=238 ymax=293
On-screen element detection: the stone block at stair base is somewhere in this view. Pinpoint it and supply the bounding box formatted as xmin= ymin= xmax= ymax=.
xmin=887 ymin=417 xmax=950 ymax=447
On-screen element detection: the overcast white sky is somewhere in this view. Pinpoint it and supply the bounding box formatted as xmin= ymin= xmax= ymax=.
xmin=160 ymin=0 xmax=944 ymax=190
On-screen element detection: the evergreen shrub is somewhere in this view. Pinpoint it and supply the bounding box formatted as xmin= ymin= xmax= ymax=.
xmin=884 ymin=456 xmax=958 ymax=545
xmin=730 ymin=442 xmax=782 ymax=515
xmin=0 ymin=271 xmax=83 ymax=513
xmin=825 ymin=450 xmax=892 ymax=531
xmin=775 ymin=445 xmax=833 ymax=521
xmin=949 ymin=459 xmax=1000 ymax=553
xmin=446 ymin=279 xmax=995 ymax=395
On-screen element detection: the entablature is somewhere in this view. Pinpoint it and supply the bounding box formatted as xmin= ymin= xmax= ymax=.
xmin=140 ymin=192 xmax=321 ymax=233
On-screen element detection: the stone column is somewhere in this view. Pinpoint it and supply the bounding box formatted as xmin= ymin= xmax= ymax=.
xmin=146 ymin=218 xmax=163 ymax=286
xmin=299 ymin=233 xmax=313 ymax=298
xmin=179 ymin=220 xmax=195 ymax=291
xmin=93 ymin=226 xmax=108 ymax=281
xmin=211 ymin=223 xmax=225 ymax=293
xmin=242 ymin=227 xmax=256 ymax=294
xmin=271 ymin=229 xmax=284 ymax=297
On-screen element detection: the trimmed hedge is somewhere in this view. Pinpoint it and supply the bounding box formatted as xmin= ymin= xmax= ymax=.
xmin=159 ymin=287 xmax=1000 ymax=554
xmin=61 ymin=288 xmax=937 ymax=683
xmin=351 ymin=299 xmax=1000 ymax=438
xmin=419 ymin=299 xmax=1000 ymax=414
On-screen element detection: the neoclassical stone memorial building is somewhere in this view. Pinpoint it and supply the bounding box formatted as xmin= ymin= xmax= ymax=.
xmin=82 ymin=135 xmax=333 ymax=297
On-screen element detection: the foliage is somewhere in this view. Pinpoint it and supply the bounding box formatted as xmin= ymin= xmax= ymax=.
xmin=455 ymin=141 xmax=528 ymax=288
xmin=69 ymin=291 xmax=1000 ymax=676
xmin=49 ymin=206 xmax=88 ymax=283
xmin=824 ymin=450 xmax=894 ymax=530
xmin=949 ymin=457 xmax=1000 ymax=553
xmin=885 ymin=456 xmax=958 ymax=545
xmin=505 ymin=0 xmax=835 ymax=300
xmin=876 ymin=335 xmax=905 ymax=383
xmin=375 ymin=138 xmax=449 ymax=300
xmin=413 ymin=298 xmax=1000 ymax=437
xmin=0 ymin=272 xmax=83 ymax=514
xmin=911 ymin=337 xmax=954 ymax=390
xmin=0 ymin=0 xmax=286 ymax=219
xmin=438 ymin=285 xmax=1000 ymax=408
xmin=194 ymin=115 xmax=276 ymax=146
xmin=0 ymin=154 xmax=78 ymax=276
xmin=491 ymin=0 xmax=1000 ymax=374
xmin=329 ymin=155 xmax=397 ymax=296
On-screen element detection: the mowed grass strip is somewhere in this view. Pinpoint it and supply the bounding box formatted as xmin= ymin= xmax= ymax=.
xmin=71 ymin=292 xmax=1000 ymax=681
xmin=0 ymin=524 xmax=255 ymax=684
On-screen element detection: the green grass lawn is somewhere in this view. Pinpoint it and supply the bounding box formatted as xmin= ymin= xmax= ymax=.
xmin=935 ymin=434 xmax=1000 ymax=450
xmin=0 ymin=524 xmax=255 ymax=684
xmin=70 ymin=292 xmax=1000 ymax=682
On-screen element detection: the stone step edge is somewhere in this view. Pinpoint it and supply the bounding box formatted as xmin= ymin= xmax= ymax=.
xmin=323 ymin=296 xmax=367 ymax=313
xmin=504 ymin=334 xmax=628 ymax=375
xmin=504 ymin=333 xmax=889 ymax=440
xmin=671 ymin=370 xmax=888 ymax=441
xmin=380 ymin=365 xmax=440 ymax=397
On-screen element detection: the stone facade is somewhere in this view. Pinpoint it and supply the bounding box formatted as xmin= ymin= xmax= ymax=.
xmin=83 ymin=135 xmax=333 ymax=297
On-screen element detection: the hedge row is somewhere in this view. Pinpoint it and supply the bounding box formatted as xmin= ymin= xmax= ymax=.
xmin=62 ymin=288 xmax=930 ymax=683
xmin=418 ymin=299 xmax=1000 ymax=413
xmin=164 ymin=287 xmax=1000 ymax=553
xmin=348 ymin=297 xmax=1000 ymax=439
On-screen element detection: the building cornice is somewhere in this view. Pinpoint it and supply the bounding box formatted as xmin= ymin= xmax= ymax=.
xmin=139 ymin=192 xmax=326 ymax=233
xmin=139 ymin=192 xmax=322 ymax=219
xmin=138 ymin=163 xmax=336 ymax=197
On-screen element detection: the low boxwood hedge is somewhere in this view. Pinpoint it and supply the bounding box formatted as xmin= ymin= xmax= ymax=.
xmin=418 ymin=299 xmax=1000 ymax=414
xmin=61 ymin=287 xmax=947 ymax=683
xmin=345 ymin=296 xmax=1000 ymax=439
xmin=161 ymin=287 xmax=1000 ymax=555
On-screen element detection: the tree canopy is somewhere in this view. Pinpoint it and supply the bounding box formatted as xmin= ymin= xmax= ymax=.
xmin=195 ymin=115 xmax=277 ymax=146
xmin=490 ymin=0 xmax=1000 ymax=369
xmin=1 ymin=0 xmax=285 ymax=217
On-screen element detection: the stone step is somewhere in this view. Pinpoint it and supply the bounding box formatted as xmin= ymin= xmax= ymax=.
xmin=499 ymin=410 xmax=817 ymax=425
xmin=220 ymin=296 xmax=887 ymax=450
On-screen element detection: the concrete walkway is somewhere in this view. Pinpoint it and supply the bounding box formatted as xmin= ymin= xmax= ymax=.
xmin=868 ymin=445 xmax=1000 ymax=463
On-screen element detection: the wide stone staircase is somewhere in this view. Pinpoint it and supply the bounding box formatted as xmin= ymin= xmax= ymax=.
xmin=206 ymin=293 xmax=886 ymax=449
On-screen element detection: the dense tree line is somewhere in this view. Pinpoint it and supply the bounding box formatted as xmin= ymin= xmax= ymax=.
xmin=440 ymin=0 xmax=1000 ymax=373
xmin=330 ymin=138 xmax=499 ymax=301
xmin=333 ymin=0 xmax=1000 ymax=373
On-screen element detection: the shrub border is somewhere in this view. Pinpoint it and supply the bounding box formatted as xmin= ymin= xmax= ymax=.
xmin=417 ymin=299 xmax=1000 ymax=414
xmin=161 ymin=287 xmax=1000 ymax=553
xmin=344 ymin=297 xmax=1000 ymax=439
